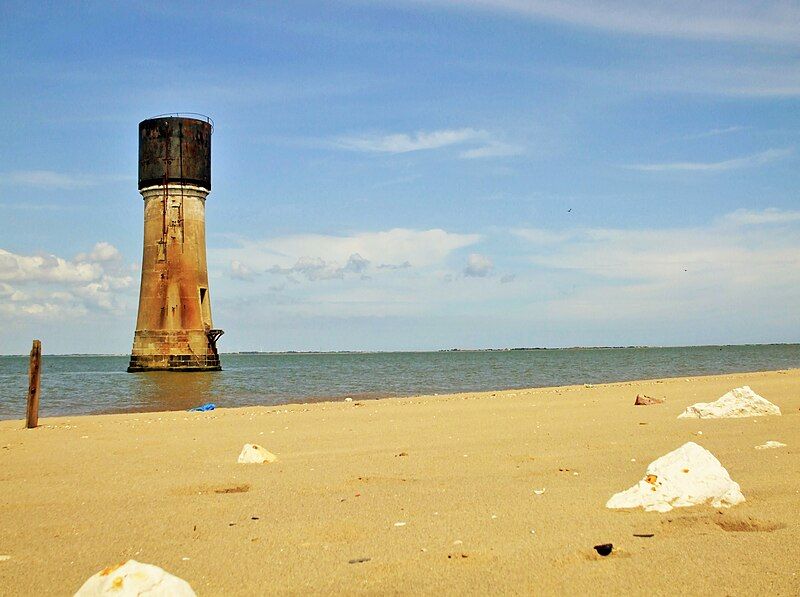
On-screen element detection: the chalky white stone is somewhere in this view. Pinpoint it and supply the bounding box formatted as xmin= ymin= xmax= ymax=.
xmin=678 ymin=386 xmax=780 ymax=419
xmin=74 ymin=560 xmax=195 ymax=596
xmin=238 ymin=443 xmax=278 ymax=464
xmin=606 ymin=442 xmax=744 ymax=513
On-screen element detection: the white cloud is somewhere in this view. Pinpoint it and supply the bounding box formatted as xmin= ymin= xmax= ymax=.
xmin=342 ymin=253 xmax=370 ymax=274
xmin=268 ymin=253 xmax=372 ymax=281
xmin=0 ymin=249 xmax=100 ymax=283
xmin=210 ymin=228 xmax=484 ymax=322
xmin=218 ymin=228 xmax=480 ymax=277
xmin=0 ymin=282 xmax=26 ymax=302
xmin=76 ymin=242 xmax=121 ymax=263
xmin=230 ymin=260 xmax=253 ymax=280
xmin=464 ymin=253 xmax=494 ymax=277
xmin=422 ymin=1 xmax=800 ymax=45
xmin=624 ymin=148 xmax=792 ymax=172
xmin=0 ymin=243 xmax=133 ymax=318
xmin=333 ymin=128 xmax=483 ymax=153
xmin=513 ymin=208 xmax=800 ymax=322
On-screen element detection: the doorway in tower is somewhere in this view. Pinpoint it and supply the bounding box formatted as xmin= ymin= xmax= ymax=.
xmin=199 ymin=287 xmax=211 ymax=328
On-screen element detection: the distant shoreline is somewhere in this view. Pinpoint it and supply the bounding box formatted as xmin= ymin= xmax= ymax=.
xmin=1 ymin=341 xmax=797 ymax=358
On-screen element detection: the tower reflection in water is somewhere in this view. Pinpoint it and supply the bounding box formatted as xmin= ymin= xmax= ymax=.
xmin=129 ymin=371 xmax=223 ymax=413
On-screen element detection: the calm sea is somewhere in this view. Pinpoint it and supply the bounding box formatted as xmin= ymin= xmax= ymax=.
xmin=0 ymin=345 xmax=797 ymax=420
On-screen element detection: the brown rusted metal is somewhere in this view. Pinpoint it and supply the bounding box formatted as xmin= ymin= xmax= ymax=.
xmin=128 ymin=115 xmax=222 ymax=373
xmin=138 ymin=116 xmax=211 ymax=191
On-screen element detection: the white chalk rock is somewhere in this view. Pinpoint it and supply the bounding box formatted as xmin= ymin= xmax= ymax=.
xmin=74 ymin=560 xmax=195 ymax=596
xmin=755 ymin=440 xmax=787 ymax=450
xmin=606 ymin=442 xmax=744 ymax=513
xmin=678 ymin=386 xmax=780 ymax=419
xmin=238 ymin=443 xmax=278 ymax=464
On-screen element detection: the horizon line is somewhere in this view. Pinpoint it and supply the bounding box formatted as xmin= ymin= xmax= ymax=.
xmin=0 ymin=341 xmax=797 ymax=358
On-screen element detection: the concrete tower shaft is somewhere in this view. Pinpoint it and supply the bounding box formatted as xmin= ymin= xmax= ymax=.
xmin=128 ymin=116 xmax=222 ymax=372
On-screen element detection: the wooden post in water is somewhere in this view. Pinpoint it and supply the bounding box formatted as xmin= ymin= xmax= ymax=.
xmin=26 ymin=340 xmax=41 ymax=429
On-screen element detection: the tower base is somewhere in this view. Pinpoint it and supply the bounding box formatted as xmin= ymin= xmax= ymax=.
xmin=127 ymin=329 xmax=222 ymax=372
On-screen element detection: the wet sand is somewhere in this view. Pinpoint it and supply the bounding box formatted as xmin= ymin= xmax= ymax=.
xmin=1 ymin=369 xmax=798 ymax=595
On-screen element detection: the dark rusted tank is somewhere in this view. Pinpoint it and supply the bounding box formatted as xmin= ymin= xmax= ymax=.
xmin=138 ymin=115 xmax=212 ymax=190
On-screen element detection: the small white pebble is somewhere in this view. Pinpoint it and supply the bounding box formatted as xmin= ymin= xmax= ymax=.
xmin=533 ymin=488 xmax=546 ymax=495
xmin=181 ymin=557 xmax=190 ymax=561
xmin=453 ymin=540 xmax=463 ymax=545
xmin=0 ymin=555 xmax=10 ymax=562
xmin=394 ymin=522 xmax=406 ymax=527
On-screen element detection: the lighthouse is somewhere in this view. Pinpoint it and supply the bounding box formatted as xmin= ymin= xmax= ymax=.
xmin=127 ymin=115 xmax=223 ymax=372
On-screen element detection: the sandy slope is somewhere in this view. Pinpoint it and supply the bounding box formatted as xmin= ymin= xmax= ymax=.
xmin=1 ymin=369 xmax=798 ymax=595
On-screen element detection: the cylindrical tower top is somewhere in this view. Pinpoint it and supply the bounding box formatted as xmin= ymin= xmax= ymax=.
xmin=138 ymin=115 xmax=212 ymax=191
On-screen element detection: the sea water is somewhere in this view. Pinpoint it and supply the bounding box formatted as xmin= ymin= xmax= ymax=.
xmin=0 ymin=345 xmax=797 ymax=420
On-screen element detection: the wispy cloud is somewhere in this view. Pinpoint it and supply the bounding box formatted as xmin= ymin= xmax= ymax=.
xmin=511 ymin=208 xmax=800 ymax=323
xmin=332 ymin=128 xmax=524 ymax=160
xmin=624 ymin=148 xmax=792 ymax=172
xmin=422 ymin=1 xmax=800 ymax=45
xmin=332 ymin=128 xmax=483 ymax=153
xmin=0 ymin=170 xmax=132 ymax=190
xmin=721 ymin=208 xmax=800 ymax=226
xmin=460 ymin=141 xmax=523 ymax=159
xmin=681 ymin=126 xmax=749 ymax=140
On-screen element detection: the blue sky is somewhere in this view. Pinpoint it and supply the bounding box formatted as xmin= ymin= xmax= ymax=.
xmin=1 ymin=1 xmax=799 ymax=353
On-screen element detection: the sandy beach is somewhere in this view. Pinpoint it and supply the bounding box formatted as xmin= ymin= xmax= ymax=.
xmin=1 ymin=368 xmax=798 ymax=595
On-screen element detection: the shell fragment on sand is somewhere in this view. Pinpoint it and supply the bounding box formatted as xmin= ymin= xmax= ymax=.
xmin=74 ymin=560 xmax=195 ymax=596
xmin=754 ymin=440 xmax=787 ymax=450
xmin=678 ymin=386 xmax=780 ymax=419
xmin=606 ymin=442 xmax=745 ymax=513
xmin=237 ymin=444 xmax=278 ymax=464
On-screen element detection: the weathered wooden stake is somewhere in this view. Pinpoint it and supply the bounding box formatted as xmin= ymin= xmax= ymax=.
xmin=26 ymin=339 xmax=41 ymax=429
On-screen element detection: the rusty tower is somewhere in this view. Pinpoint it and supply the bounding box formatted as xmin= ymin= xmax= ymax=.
xmin=128 ymin=114 xmax=223 ymax=372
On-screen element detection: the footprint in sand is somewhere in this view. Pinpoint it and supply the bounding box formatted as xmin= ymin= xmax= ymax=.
xmin=714 ymin=516 xmax=786 ymax=533
xmin=661 ymin=513 xmax=785 ymax=533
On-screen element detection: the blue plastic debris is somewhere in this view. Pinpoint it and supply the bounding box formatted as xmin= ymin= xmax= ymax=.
xmin=188 ymin=402 xmax=216 ymax=412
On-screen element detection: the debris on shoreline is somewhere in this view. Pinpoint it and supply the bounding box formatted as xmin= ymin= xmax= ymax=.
xmin=678 ymin=386 xmax=780 ymax=419
xmin=634 ymin=394 xmax=663 ymax=406
xmin=238 ymin=444 xmax=278 ymax=464
xmin=74 ymin=560 xmax=195 ymax=596
xmin=606 ymin=442 xmax=744 ymax=512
